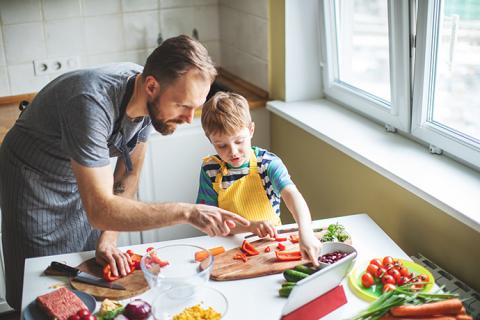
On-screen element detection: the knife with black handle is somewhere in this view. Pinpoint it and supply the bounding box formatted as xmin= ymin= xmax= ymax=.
xmin=50 ymin=261 xmax=126 ymax=290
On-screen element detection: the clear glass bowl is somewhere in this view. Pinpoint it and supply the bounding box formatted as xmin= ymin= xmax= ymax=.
xmin=140 ymin=244 xmax=214 ymax=291
xmin=152 ymin=285 xmax=228 ymax=320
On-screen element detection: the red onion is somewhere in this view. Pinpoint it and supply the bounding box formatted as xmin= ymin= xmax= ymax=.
xmin=123 ymin=299 xmax=151 ymax=320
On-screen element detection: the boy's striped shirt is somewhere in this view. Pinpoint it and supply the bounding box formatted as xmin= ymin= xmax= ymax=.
xmin=196 ymin=146 xmax=293 ymax=217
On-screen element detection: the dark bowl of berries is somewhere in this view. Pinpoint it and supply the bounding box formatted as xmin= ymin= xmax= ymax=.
xmin=318 ymin=242 xmax=357 ymax=269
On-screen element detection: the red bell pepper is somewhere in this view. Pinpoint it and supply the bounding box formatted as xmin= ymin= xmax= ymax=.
xmin=277 ymin=242 xmax=286 ymax=251
xmin=275 ymin=251 xmax=302 ymax=262
xmin=241 ymin=240 xmax=259 ymax=256
xmin=264 ymin=246 xmax=271 ymax=253
xmin=289 ymin=234 xmax=299 ymax=243
xmin=233 ymin=252 xmax=248 ymax=263
xmin=102 ymin=264 xmax=120 ymax=282
xmin=274 ymin=236 xmax=287 ymax=242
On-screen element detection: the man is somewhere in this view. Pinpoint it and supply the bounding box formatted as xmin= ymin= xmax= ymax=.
xmin=0 ymin=35 xmax=249 ymax=310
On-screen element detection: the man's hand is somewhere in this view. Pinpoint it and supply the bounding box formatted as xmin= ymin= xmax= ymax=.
xmin=95 ymin=231 xmax=132 ymax=277
xmin=188 ymin=204 xmax=250 ymax=237
xmin=249 ymin=220 xmax=277 ymax=238
xmin=299 ymin=231 xmax=322 ymax=267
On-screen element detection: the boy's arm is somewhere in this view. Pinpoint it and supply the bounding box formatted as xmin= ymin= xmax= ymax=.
xmin=196 ymin=166 xmax=218 ymax=206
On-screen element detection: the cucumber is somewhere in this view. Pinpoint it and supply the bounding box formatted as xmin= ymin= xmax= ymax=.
xmin=283 ymin=269 xmax=309 ymax=282
xmin=282 ymin=282 xmax=297 ymax=287
xmin=294 ymin=265 xmax=316 ymax=275
xmin=279 ymin=286 xmax=295 ymax=298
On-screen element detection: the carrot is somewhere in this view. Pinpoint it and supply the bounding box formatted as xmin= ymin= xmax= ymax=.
xmin=194 ymin=246 xmax=225 ymax=262
xmin=380 ymin=314 xmax=457 ymax=320
xmin=390 ymin=299 xmax=464 ymax=317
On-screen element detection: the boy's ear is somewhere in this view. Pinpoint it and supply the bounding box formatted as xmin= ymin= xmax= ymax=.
xmin=249 ymin=122 xmax=255 ymax=137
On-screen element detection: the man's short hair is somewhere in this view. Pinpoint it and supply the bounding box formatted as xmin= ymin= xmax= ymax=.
xmin=143 ymin=35 xmax=217 ymax=85
xmin=201 ymin=91 xmax=252 ymax=138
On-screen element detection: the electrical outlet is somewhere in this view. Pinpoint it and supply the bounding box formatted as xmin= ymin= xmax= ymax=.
xmin=33 ymin=56 xmax=80 ymax=76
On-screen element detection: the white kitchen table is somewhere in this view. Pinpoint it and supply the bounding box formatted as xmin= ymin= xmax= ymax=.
xmin=21 ymin=213 xmax=416 ymax=319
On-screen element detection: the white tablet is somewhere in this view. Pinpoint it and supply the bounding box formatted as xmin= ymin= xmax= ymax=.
xmin=281 ymin=250 xmax=357 ymax=316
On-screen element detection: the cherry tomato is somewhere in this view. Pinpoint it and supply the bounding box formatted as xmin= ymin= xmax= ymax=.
xmin=69 ymin=316 xmax=81 ymax=320
xmin=382 ymin=274 xmax=396 ymax=285
xmin=399 ymin=266 xmax=410 ymax=277
xmin=77 ymin=310 xmax=91 ymax=318
xmin=383 ymin=283 xmax=397 ymax=292
xmin=418 ymin=274 xmax=430 ymax=283
xmin=366 ymin=264 xmax=379 ymax=276
xmin=397 ymin=276 xmax=410 ymax=286
xmin=389 ymin=268 xmax=401 ymax=283
xmin=361 ymin=272 xmax=375 ymax=288
xmin=376 ymin=267 xmax=386 ymax=279
xmin=382 ymin=256 xmax=394 ymax=266
xmin=370 ymin=258 xmax=383 ymax=268
xmin=81 ymin=315 xmax=96 ymax=320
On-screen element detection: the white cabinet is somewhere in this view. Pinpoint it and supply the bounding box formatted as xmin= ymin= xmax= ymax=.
xmin=137 ymin=108 xmax=271 ymax=243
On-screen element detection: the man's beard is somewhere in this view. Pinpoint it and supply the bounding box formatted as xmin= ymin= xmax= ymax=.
xmin=147 ymin=99 xmax=181 ymax=136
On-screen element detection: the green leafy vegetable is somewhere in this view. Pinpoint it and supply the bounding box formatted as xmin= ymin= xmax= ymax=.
xmin=321 ymin=222 xmax=349 ymax=242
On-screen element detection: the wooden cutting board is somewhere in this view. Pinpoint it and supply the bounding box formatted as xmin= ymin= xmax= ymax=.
xmin=209 ymin=230 xmax=352 ymax=281
xmin=70 ymin=258 xmax=149 ymax=300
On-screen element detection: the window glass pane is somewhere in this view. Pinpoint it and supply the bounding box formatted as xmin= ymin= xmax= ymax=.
xmin=431 ymin=0 xmax=480 ymax=143
xmin=335 ymin=0 xmax=391 ymax=102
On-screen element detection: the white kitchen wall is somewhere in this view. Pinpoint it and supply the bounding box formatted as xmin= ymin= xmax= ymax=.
xmin=0 ymin=0 xmax=222 ymax=96
xmin=219 ymin=0 xmax=269 ymax=91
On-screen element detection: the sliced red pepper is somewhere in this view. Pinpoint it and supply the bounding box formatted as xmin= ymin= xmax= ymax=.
xmin=102 ymin=264 xmax=120 ymax=282
xmin=274 ymin=236 xmax=287 ymax=242
xmin=241 ymin=240 xmax=259 ymax=256
xmin=275 ymin=250 xmax=302 ymax=262
xmin=289 ymin=234 xmax=299 ymax=243
xmin=233 ymin=252 xmax=248 ymax=263
xmin=146 ymin=247 xmax=155 ymax=253
xmin=264 ymin=246 xmax=271 ymax=253
xmin=277 ymin=242 xmax=286 ymax=251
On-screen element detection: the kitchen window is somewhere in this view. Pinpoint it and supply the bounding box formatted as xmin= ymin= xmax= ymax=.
xmin=321 ymin=0 xmax=480 ymax=170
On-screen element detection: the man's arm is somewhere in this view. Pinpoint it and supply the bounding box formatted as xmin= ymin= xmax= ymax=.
xmin=71 ymin=154 xmax=250 ymax=235
xmin=96 ymin=142 xmax=148 ymax=276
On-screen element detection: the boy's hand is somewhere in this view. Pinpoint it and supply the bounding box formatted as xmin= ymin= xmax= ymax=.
xmin=299 ymin=232 xmax=322 ymax=267
xmin=189 ymin=204 xmax=250 ymax=237
xmin=250 ymin=220 xmax=277 ymax=238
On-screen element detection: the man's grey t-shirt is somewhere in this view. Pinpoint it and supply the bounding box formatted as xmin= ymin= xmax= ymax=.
xmin=0 ymin=63 xmax=152 ymax=309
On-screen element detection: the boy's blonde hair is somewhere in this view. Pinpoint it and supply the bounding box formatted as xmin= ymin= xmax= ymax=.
xmin=201 ymin=91 xmax=252 ymax=137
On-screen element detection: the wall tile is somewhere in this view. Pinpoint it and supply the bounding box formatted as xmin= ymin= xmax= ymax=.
xmin=8 ymin=63 xmax=50 ymax=95
xmin=82 ymin=0 xmax=121 ymax=16
xmin=123 ymin=10 xmax=160 ymax=51
xmin=4 ymin=23 xmax=46 ymax=65
xmin=121 ymin=49 xmax=149 ymax=65
xmin=0 ymin=25 xmax=5 ymax=66
xmin=84 ymin=15 xmax=124 ymax=54
xmin=219 ymin=5 xmax=239 ymax=47
xmin=0 ymin=66 xmax=10 ymax=96
xmin=237 ymin=13 xmax=267 ymax=60
xmin=45 ymin=18 xmax=85 ymax=56
xmin=222 ymin=44 xmax=267 ymax=91
xmin=42 ymin=0 xmax=82 ymax=20
xmin=161 ymin=0 xmax=218 ymax=9
xmin=193 ymin=5 xmax=219 ymax=41
xmin=121 ymin=0 xmax=158 ymax=12
xmin=0 ymin=0 xmax=42 ymax=24
xmin=160 ymin=7 xmax=194 ymax=39
xmin=202 ymin=40 xmax=221 ymax=66
xmin=220 ymin=0 xmax=267 ymax=19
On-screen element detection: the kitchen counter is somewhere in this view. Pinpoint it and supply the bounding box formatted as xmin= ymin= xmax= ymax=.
xmin=21 ymin=214 xmax=422 ymax=319
xmin=0 ymin=68 xmax=268 ymax=144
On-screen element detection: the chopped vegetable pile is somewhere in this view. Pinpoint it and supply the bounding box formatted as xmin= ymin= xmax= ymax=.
xmin=172 ymin=304 xmax=222 ymax=320
xmin=321 ymin=222 xmax=349 ymax=242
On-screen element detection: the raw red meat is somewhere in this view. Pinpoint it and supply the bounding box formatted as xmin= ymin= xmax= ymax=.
xmin=36 ymin=287 xmax=88 ymax=320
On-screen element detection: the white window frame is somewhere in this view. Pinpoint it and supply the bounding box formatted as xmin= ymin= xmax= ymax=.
xmin=321 ymin=0 xmax=411 ymax=132
xmin=412 ymin=0 xmax=480 ymax=169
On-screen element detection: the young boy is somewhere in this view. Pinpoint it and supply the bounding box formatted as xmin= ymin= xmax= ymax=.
xmin=196 ymin=92 xmax=321 ymax=264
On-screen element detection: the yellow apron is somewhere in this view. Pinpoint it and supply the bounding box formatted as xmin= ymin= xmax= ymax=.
xmin=209 ymin=150 xmax=281 ymax=225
